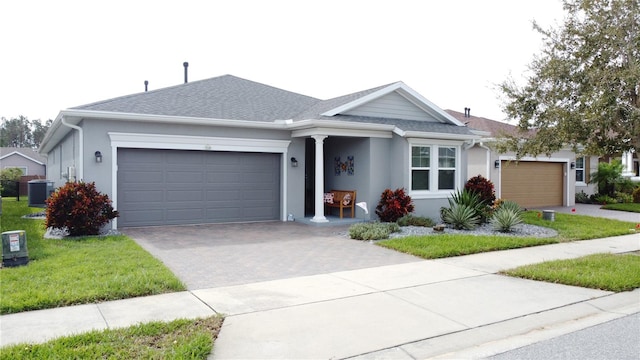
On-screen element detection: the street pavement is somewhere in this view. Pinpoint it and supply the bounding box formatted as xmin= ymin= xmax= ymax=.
xmin=487 ymin=312 xmax=640 ymax=360
xmin=1 ymin=234 xmax=638 ymax=359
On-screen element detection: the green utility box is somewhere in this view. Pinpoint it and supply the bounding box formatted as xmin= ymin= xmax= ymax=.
xmin=2 ymin=230 xmax=29 ymax=267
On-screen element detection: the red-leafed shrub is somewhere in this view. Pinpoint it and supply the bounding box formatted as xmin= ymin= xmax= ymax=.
xmin=45 ymin=182 xmax=119 ymax=236
xmin=465 ymin=175 xmax=496 ymax=206
xmin=375 ymin=188 xmax=414 ymax=222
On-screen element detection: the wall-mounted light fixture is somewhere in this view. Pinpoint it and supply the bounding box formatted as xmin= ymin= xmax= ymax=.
xmin=494 ymin=160 xmax=500 ymax=169
xmin=290 ymin=157 xmax=298 ymax=167
xmin=570 ymin=161 xmax=576 ymax=169
xmin=95 ymin=151 xmax=103 ymax=163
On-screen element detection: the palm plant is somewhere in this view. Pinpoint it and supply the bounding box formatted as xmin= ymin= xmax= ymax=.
xmin=590 ymin=160 xmax=623 ymax=197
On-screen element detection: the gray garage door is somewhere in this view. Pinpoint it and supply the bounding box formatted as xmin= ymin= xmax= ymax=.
xmin=117 ymin=148 xmax=281 ymax=227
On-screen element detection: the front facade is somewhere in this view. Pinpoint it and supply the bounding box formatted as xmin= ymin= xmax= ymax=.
xmin=39 ymin=75 xmax=482 ymax=229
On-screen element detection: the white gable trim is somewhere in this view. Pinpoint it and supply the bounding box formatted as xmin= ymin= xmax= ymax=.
xmin=321 ymin=82 xmax=465 ymax=126
xmin=0 ymin=151 xmax=45 ymax=165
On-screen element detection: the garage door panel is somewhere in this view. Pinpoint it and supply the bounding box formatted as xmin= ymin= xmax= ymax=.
xmin=501 ymin=161 xmax=563 ymax=208
xmin=118 ymin=148 xmax=280 ymax=227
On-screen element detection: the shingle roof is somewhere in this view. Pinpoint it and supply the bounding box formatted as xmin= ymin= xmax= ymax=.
xmin=0 ymin=147 xmax=47 ymax=163
xmin=445 ymin=109 xmax=517 ymax=137
xmin=71 ymin=75 xmax=475 ymax=137
xmin=73 ymin=75 xmax=321 ymax=121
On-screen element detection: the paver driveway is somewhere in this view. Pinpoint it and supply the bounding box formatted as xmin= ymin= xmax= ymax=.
xmin=122 ymin=221 xmax=421 ymax=290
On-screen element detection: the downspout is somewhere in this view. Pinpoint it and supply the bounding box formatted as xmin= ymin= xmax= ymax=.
xmin=60 ymin=116 xmax=83 ymax=181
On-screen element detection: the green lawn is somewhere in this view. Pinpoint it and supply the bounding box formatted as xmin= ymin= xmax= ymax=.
xmin=378 ymin=211 xmax=637 ymax=259
xmin=0 ymin=198 xmax=185 ymax=314
xmin=0 ymin=315 xmax=224 ymax=360
xmin=601 ymin=202 xmax=640 ymax=213
xmin=502 ymin=253 xmax=640 ymax=292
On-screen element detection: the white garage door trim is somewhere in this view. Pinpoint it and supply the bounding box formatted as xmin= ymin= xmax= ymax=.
xmin=108 ymin=132 xmax=291 ymax=229
xmin=497 ymin=156 xmax=571 ymax=207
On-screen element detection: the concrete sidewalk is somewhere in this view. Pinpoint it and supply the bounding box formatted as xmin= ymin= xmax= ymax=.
xmin=1 ymin=234 xmax=638 ymax=359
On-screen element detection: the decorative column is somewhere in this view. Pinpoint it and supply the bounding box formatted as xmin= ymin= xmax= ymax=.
xmin=311 ymin=135 xmax=328 ymax=223
xmin=622 ymin=151 xmax=635 ymax=177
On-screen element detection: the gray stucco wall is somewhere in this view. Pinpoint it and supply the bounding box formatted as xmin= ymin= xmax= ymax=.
xmin=323 ymin=137 xmax=371 ymax=218
xmin=286 ymin=137 xmax=306 ymax=219
xmin=46 ymin=128 xmax=80 ymax=188
xmin=79 ymin=118 xmax=293 ymax=204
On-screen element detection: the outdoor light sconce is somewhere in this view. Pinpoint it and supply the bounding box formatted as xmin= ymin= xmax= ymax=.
xmin=95 ymin=151 xmax=103 ymax=163
xmin=570 ymin=161 xmax=576 ymax=169
xmin=290 ymin=157 xmax=298 ymax=167
xmin=494 ymin=160 xmax=500 ymax=168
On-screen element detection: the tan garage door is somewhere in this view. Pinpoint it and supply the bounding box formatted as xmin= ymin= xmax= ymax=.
xmin=501 ymin=161 xmax=564 ymax=208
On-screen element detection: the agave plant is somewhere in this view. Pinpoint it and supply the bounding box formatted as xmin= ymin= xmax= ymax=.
xmin=441 ymin=203 xmax=480 ymax=230
xmin=491 ymin=207 xmax=523 ymax=232
xmin=448 ymin=189 xmax=489 ymax=222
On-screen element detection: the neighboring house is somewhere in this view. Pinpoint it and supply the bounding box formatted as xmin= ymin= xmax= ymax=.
xmin=446 ymin=109 xmax=599 ymax=208
xmin=39 ymin=75 xmax=483 ymax=229
xmin=0 ymin=147 xmax=47 ymax=176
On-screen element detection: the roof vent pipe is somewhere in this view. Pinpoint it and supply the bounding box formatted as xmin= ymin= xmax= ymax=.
xmin=183 ymin=62 xmax=189 ymax=83
xmin=144 ymin=80 xmax=148 ymax=92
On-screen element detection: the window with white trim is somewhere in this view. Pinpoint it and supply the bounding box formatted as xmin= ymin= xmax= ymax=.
xmin=575 ymin=157 xmax=585 ymax=183
xmin=438 ymin=147 xmax=456 ymax=190
xmin=411 ymin=144 xmax=459 ymax=192
xmin=411 ymin=146 xmax=430 ymax=190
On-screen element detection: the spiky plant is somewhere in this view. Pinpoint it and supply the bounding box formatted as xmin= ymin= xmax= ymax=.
xmin=491 ymin=207 xmax=523 ymax=232
xmin=441 ymin=203 xmax=480 ymax=230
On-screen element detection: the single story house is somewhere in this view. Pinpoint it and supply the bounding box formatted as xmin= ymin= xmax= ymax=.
xmin=0 ymin=147 xmax=47 ymax=176
xmin=39 ymin=75 xmax=487 ymax=229
xmin=446 ymin=109 xmax=600 ymax=208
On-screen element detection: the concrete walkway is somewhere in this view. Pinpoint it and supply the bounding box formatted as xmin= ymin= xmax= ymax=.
xmin=1 ymin=234 xmax=638 ymax=359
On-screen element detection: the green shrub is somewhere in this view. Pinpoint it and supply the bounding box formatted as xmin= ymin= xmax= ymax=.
xmin=633 ymin=187 xmax=640 ymax=203
xmin=46 ymin=182 xmax=119 ymax=236
xmin=465 ymin=175 xmax=496 ymax=206
xmin=0 ymin=167 xmax=23 ymax=197
xmin=441 ymin=203 xmax=480 ymax=230
xmin=594 ymin=194 xmax=618 ymax=205
xmin=348 ymin=222 xmax=400 ymax=240
xmin=590 ymin=160 xmax=624 ymax=197
xmin=397 ymin=214 xmax=435 ymax=227
xmin=375 ymin=188 xmax=414 ymax=222
xmin=615 ymin=192 xmax=633 ymax=204
xmin=491 ymin=207 xmax=523 ymax=232
xmin=449 ymin=189 xmax=489 ymax=222
xmin=575 ymin=190 xmax=591 ymax=204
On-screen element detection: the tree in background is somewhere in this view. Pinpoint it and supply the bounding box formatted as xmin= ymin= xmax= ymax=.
xmin=0 ymin=116 xmax=52 ymax=148
xmin=497 ymin=0 xmax=639 ymax=158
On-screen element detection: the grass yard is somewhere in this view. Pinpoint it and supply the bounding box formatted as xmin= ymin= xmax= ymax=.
xmin=501 ymin=253 xmax=640 ymax=292
xmin=601 ymin=202 xmax=640 ymax=213
xmin=378 ymin=211 xmax=637 ymax=259
xmin=0 ymin=315 xmax=224 ymax=360
xmin=0 ymin=198 xmax=185 ymax=314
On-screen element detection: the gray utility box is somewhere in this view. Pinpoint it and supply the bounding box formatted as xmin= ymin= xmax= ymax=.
xmin=28 ymin=180 xmax=54 ymax=207
xmin=2 ymin=230 xmax=29 ymax=267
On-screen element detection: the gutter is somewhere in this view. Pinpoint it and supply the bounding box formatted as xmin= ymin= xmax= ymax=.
xmin=61 ymin=116 xmax=83 ymax=181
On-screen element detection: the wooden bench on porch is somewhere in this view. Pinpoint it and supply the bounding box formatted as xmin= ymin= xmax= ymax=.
xmin=324 ymin=190 xmax=356 ymax=218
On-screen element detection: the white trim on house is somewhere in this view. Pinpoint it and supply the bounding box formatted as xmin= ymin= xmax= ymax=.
xmin=408 ymin=139 xmax=463 ymax=200
xmin=107 ymin=132 xmax=292 ymax=229
xmin=394 ymin=128 xmax=479 ymax=140
xmin=320 ymin=82 xmax=465 ymax=126
xmin=0 ymin=151 xmax=45 ymax=165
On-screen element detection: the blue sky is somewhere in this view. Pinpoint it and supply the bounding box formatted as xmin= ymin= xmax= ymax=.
xmin=1 ymin=0 xmax=565 ymax=123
